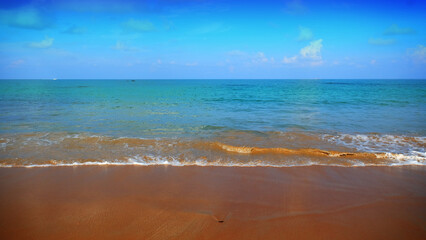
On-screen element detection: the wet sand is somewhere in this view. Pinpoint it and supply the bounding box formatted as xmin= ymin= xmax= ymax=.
xmin=0 ymin=166 xmax=425 ymax=239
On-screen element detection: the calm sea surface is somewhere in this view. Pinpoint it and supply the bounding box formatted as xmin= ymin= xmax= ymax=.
xmin=0 ymin=79 xmax=425 ymax=167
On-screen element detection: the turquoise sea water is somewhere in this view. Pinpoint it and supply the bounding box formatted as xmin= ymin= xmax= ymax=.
xmin=0 ymin=79 xmax=425 ymax=167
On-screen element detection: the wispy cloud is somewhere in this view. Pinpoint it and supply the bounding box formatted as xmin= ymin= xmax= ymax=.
xmin=122 ymin=19 xmax=155 ymax=33
xmin=193 ymin=22 xmax=230 ymax=34
xmin=282 ymin=39 xmax=323 ymax=66
xmin=227 ymin=50 xmax=247 ymax=57
xmin=383 ymin=24 xmax=416 ymax=35
xmin=111 ymin=41 xmax=139 ymax=51
xmin=57 ymin=0 xmax=135 ymax=13
xmin=63 ymin=26 xmax=87 ymax=34
xmin=8 ymin=59 xmax=24 ymax=68
xmin=282 ymin=56 xmax=297 ymax=64
xmin=227 ymin=50 xmax=274 ymax=64
xmin=284 ymin=0 xmax=307 ymax=15
xmin=300 ymin=39 xmax=323 ymax=60
xmin=298 ymin=26 xmax=313 ymax=41
xmin=252 ymin=52 xmax=269 ymax=63
xmin=369 ymin=38 xmax=395 ymax=45
xmin=0 ymin=7 xmax=51 ymax=30
xmin=28 ymin=37 xmax=54 ymax=48
xmin=411 ymin=45 xmax=426 ymax=63
xmin=185 ymin=62 xmax=198 ymax=66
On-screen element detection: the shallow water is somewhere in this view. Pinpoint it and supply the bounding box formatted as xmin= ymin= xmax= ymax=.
xmin=0 ymin=79 xmax=425 ymax=167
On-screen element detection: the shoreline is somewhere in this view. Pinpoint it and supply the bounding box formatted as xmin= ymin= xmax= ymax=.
xmin=2 ymin=132 xmax=425 ymax=167
xmin=1 ymin=165 xmax=425 ymax=239
xmin=1 ymin=163 xmax=425 ymax=168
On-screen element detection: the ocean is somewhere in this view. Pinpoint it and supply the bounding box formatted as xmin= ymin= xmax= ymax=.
xmin=0 ymin=79 xmax=425 ymax=167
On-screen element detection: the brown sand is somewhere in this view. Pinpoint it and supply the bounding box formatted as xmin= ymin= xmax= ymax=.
xmin=0 ymin=166 xmax=425 ymax=239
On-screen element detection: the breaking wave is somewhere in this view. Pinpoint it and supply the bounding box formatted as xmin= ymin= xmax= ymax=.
xmin=0 ymin=132 xmax=424 ymax=167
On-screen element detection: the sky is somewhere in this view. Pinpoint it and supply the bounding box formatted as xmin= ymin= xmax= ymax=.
xmin=0 ymin=0 xmax=425 ymax=79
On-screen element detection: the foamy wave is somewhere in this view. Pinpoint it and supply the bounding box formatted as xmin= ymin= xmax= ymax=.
xmin=1 ymin=152 xmax=424 ymax=168
xmin=323 ymin=134 xmax=425 ymax=151
xmin=0 ymin=160 xmax=367 ymax=168
xmin=375 ymin=152 xmax=426 ymax=165
xmin=323 ymin=134 xmax=426 ymax=163
xmin=1 ymin=132 xmax=425 ymax=168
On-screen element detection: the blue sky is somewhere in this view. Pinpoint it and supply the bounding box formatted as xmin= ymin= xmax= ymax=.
xmin=0 ymin=0 xmax=425 ymax=79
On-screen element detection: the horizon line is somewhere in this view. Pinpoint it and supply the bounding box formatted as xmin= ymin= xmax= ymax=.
xmin=1 ymin=78 xmax=425 ymax=80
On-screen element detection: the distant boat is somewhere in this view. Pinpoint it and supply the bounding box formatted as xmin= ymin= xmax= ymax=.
xmin=53 ymin=78 xmax=57 ymax=80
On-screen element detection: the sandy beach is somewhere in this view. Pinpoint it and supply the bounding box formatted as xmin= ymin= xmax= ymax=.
xmin=1 ymin=0 xmax=425 ymax=238
xmin=0 ymin=166 xmax=425 ymax=239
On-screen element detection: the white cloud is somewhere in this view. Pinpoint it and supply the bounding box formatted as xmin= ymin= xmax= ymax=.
xmin=298 ymin=26 xmax=313 ymax=41
xmin=227 ymin=50 xmax=273 ymax=64
xmin=58 ymin=0 xmax=135 ymax=13
xmin=8 ymin=59 xmax=24 ymax=68
xmin=194 ymin=22 xmax=230 ymax=34
xmin=122 ymin=19 xmax=155 ymax=33
xmin=227 ymin=50 xmax=247 ymax=57
xmin=28 ymin=37 xmax=54 ymax=48
xmin=300 ymin=39 xmax=323 ymax=60
xmin=284 ymin=0 xmax=307 ymax=15
xmin=282 ymin=56 xmax=297 ymax=64
xmin=383 ymin=24 xmax=416 ymax=35
xmin=0 ymin=7 xmax=51 ymax=30
xmin=411 ymin=45 xmax=426 ymax=63
xmin=112 ymin=41 xmax=139 ymax=51
xmin=282 ymin=39 xmax=323 ymax=66
xmin=369 ymin=38 xmax=395 ymax=45
xmin=310 ymin=60 xmax=323 ymax=66
xmin=254 ymin=52 xmax=269 ymax=63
